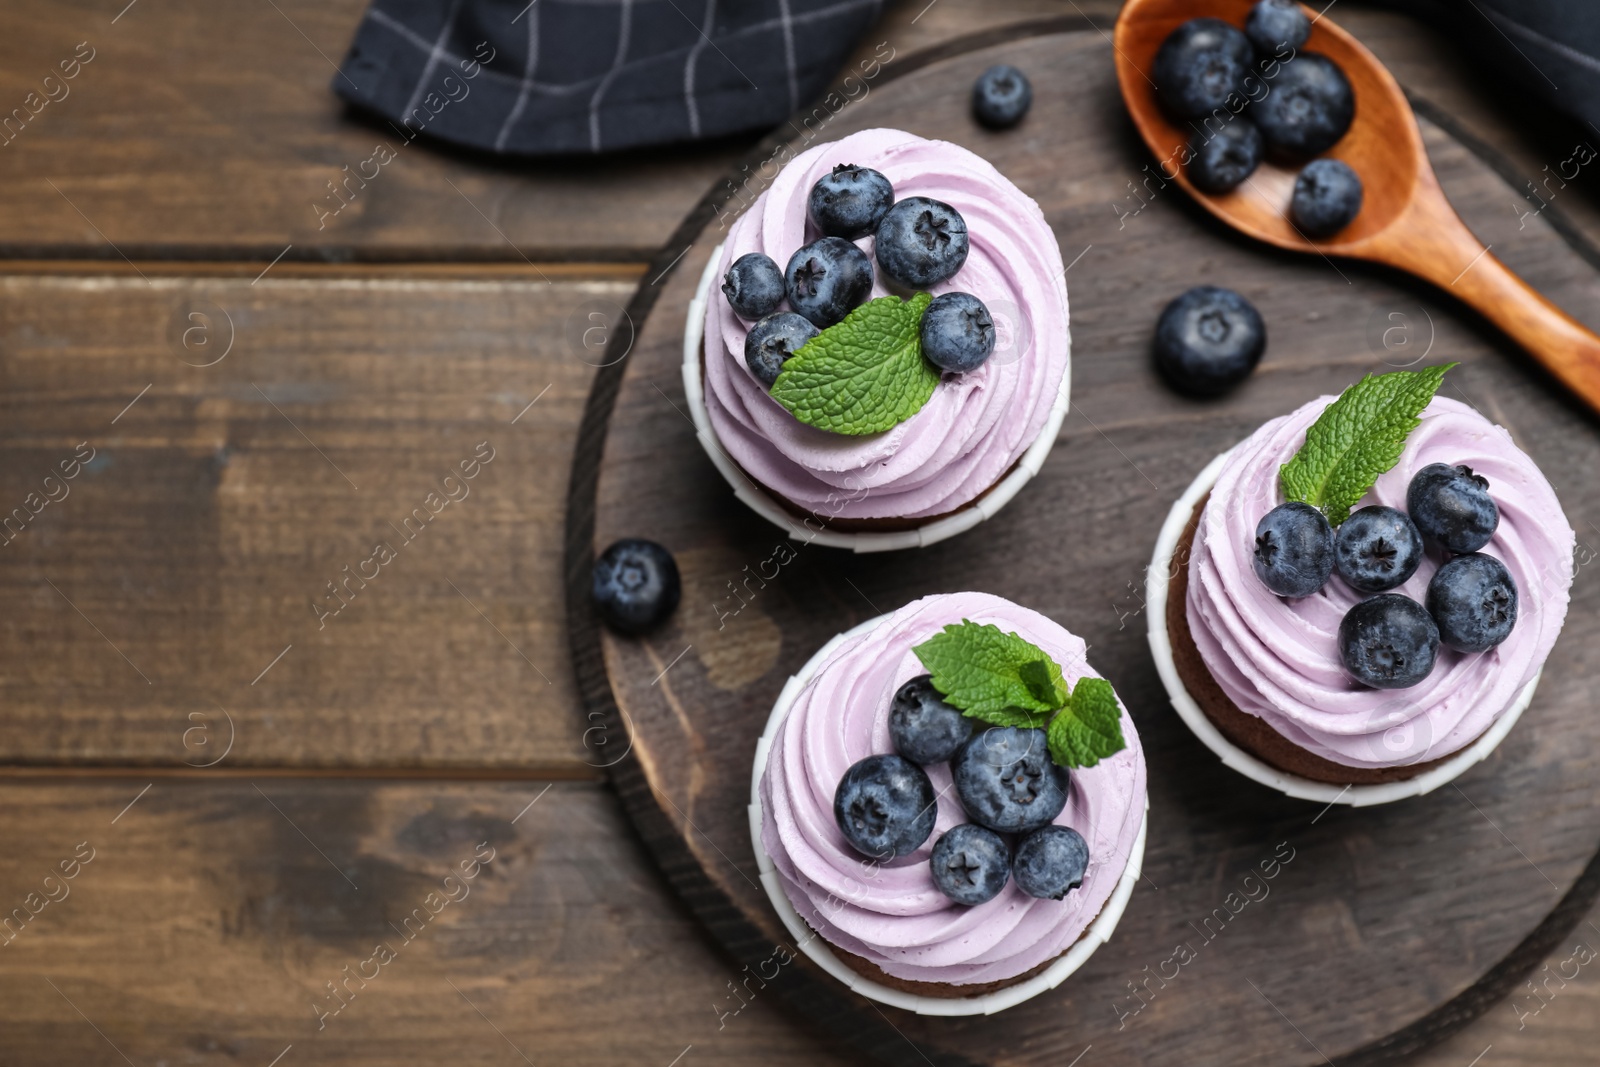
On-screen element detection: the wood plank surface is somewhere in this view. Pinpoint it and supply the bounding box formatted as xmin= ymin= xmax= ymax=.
xmin=0 ymin=272 xmax=633 ymax=769
xmin=2 ymin=778 xmax=1597 ymax=1067
xmin=585 ymin=24 xmax=1600 ymax=1067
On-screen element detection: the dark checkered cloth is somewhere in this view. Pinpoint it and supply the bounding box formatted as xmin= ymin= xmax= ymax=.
xmin=333 ymin=0 xmax=884 ymax=156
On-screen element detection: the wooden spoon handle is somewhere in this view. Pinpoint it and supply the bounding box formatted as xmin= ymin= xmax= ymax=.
xmin=1381 ymin=190 xmax=1600 ymax=411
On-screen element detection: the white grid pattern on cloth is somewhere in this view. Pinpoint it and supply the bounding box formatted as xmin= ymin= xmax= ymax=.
xmin=587 ymin=0 xmax=635 ymax=152
xmin=682 ymin=0 xmax=718 ymax=138
xmin=495 ymin=2 xmax=542 ymax=151
xmin=398 ymin=0 xmax=467 ymax=123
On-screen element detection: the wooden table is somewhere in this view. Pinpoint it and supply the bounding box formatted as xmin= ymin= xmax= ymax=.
xmin=1 ymin=2 xmax=1596 ymax=1064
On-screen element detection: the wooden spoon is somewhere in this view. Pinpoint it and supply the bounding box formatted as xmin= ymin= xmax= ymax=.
xmin=1113 ymin=0 xmax=1600 ymax=412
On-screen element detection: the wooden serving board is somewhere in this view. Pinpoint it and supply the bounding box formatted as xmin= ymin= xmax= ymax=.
xmin=568 ymin=21 xmax=1600 ymax=1067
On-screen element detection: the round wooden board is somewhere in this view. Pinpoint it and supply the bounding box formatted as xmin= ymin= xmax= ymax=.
xmin=567 ymin=21 xmax=1600 ymax=1067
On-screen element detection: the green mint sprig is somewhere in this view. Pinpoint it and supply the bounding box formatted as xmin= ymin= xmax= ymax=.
xmin=912 ymin=620 xmax=1127 ymax=769
xmin=1279 ymin=363 xmax=1456 ymax=526
xmin=769 ymin=292 xmax=935 ymax=436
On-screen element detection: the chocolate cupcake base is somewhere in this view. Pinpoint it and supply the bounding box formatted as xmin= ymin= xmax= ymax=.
xmin=1146 ymin=449 xmax=1541 ymax=807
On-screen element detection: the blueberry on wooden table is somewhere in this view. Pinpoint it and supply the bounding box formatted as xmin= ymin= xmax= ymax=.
xmin=592 ymin=539 xmax=680 ymax=634
xmin=1154 ymin=285 xmax=1266 ymax=396
xmin=972 ymin=64 xmax=1033 ymax=129
xmin=930 ymin=824 xmax=1011 ymax=905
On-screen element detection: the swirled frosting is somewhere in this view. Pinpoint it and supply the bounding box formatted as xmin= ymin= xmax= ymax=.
xmin=1187 ymin=396 xmax=1574 ymax=768
xmin=759 ymin=592 xmax=1146 ymax=986
xmin=703 ymin=128 xmax=1070 ymax=520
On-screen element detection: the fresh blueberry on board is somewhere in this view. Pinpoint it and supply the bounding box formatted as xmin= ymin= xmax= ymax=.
xmin=1427 ymin=553 xmax=1518 ymax=652
xmin=1291 ymin=158 xmax=1364 ymax=237
xmin=874 ymin=196 xmax=970 ymax=289
xmin=1152 ymin=18 xmax=1255 ymax=119
xmin=1012 ymin=825 xmax=1090 ymax=900
xmin=972 ymin=64 xmax=1033 ymax=129
xmin=952 ymin=727 xmax=1070 ymax=834
xmin=929 ymin=824 xmax=1012 ymax=906
xmin=721 ymin=252 xmax=786 ymax=320
xmin=1187 ymin=118 xmax=1265 ymax=194
xmin=1335 ymin=505 xmax=1423 ymax=593
xmin=1407 ymin=462 xmax=1500 ymax=553
xmin=1154 ymin=286 xmax=1266 ymax=396
xmin=890 ymin=674 xmax=975 ymax=765
xmin=592 ymin=539 xmax=681 ymax=634
xmin=833 ymin=754 xmax=938 ymax=860
xmin=744 ymin=312 xmax=819 ymax=387
xmin=920 ymin=292 xmax=995 ymax=373
xmin=1253 ymin=501 xmax=1335 ymax=597
xmin=1245 ymin=0 xmax=1311 ymax=57
xmin=785 ymin=237 xmax=874 ymax=329
xmin=808 ymin=164 xmax=895 ymax=240
xmin=1339 ymin=593 xmax=1440 ymax=689
xmin=1250 ymin=52 xmax=1354 ymax=157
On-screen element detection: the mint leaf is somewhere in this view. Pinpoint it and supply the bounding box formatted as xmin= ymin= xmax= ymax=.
xmin=769 ymin=292 xmax=936 ymax=436
xmin=1019 ymin=658 xmax=1068 ymax=709
xmin=1279 ymin=363 xmax=1456 ymax=525
xmin=1046 ymin=677 xmax=1127 ymax=769
xmin=913 ymin=620 xmax=1063 ymax=723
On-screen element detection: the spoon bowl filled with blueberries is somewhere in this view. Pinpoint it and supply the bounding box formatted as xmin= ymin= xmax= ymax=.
xmin=1114 ymin=0 xmax=1600 ymax=415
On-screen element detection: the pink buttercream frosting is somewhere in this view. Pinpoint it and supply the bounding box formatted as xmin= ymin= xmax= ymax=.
xmin=1186 ymin=395 xmax=1574 ymax=769
xmin=703 ymin=128 xmax=1070 ymax=520
xmin=759 ymin=592 xmax=1146 ymax=987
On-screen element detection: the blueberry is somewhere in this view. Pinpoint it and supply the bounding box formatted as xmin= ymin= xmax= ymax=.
xmin=833 ymin=754 xmax=938 ymax=860
xmin=972 ymin=64 xmax=1032 ymax=129
xmin=874 ymin=197 xmax=970 ymax=289
xmin=1427 ymin=553 xmax=1518 ymax=652
xmin=1253 ymin=501 xmax=1335 ymax=597
xmin=1187 ymin=118 xmax=1264 ymax=194
xmin=1291 ymin=158 xmax=1363 ymax=238
xmin=1339 ymin=593 xmax=1440 ymax=689
xmin=592 ymin=539 xmax=681 ymax=634
xmin=1250 ymin=52 xmax=1354 ymax=158
xmin=952 ymin=727 xmax=1069 ymax=834
xmin=808 ymin=164 xmax=895 ymax=240
xmin=929 ymin=824 xmax=1011 ymax=906
xmin=1334 ymin=505 xmax=1423 ymax=593
xmin=1407 ymin=463 xmax=1499 ymax=554
xmin=1012 ymin=825 xmax=1089 ymax=900
xmin=890 ymin=674 xmax=975 ymax=765
xmin=1152 ymin=18 xmax=1254 ymax=119
xmin=744 ymin=312 xmax=818 ymax=387
xmin=1154 ymin=286 xmax=1266 ymax=396
xmin=920 ymin=292 xmax=995 ymax=373
xmin=785 ymin=237 xmax=873 ymax=329
xmin=721 ymin=252 xmax=786 ymax=320
xmin=1245 ymin=0 xmax=1310 ymax=57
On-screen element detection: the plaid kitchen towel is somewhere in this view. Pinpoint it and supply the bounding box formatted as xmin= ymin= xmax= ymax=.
xmin=333 ymin=0 xmax=884 ymax=155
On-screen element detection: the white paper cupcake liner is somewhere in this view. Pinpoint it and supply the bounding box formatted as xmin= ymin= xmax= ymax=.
xmin=684 ymin=245 xmax=1071 ymax=553
xmin=748 ymin=612 xmax=1149 ymax=1016
xmin=1146 ymin=447 xmax=1540 ymax=808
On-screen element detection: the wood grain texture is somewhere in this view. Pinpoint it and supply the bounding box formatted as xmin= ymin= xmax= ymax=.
xmin=0 ymin=272 xmax=636 ymax=769
xmin=576 ymin=26 xmax=1600 ymax=1067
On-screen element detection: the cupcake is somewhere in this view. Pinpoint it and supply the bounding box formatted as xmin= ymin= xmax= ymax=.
xmin=686 ymin=128 xmax=1071 ymax=552
xmin=751 ymin=592 xmax=1147 ymax=1012
xmin=1149 ymin=365 xmax=1574 ymax=800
